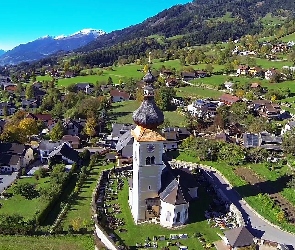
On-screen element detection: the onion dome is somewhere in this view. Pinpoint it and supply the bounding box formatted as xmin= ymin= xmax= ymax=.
xmin=132 ymin=71 xmax=164 ymax=129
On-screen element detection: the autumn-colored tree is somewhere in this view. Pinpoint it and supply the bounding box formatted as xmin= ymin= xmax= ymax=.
xmin=19 ymin=118 xmax=39 ymax=140
xmin=84 ymin=117 xmax=97 ymax=139
xmin=143 ymin=64 xmax=150 ymax=74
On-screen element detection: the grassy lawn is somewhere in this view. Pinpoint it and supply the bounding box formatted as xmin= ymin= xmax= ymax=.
xmin=0 ymin=177 xmax=51 ymax=219
xmin=176 ymin=86 xmax=222 ymax=99
xmin=62 ymin=164 xmax=113 ymax=231
xmin=0 ymin=235 xmax=94 ymax=250
xmin=110 ymin=179 xmax=221 ymax=249
xmin=110 ymin=100 xmax=186 ymax=127
xmin=281 ymin=32 xmax=295 ymax=42
xmin=256 ymin=58 xmax=292 ymax=69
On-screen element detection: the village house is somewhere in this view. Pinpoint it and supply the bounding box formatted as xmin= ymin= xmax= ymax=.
xmin=75 ymin=83 xmax=94 ymax=94
xmin=61 ymin=135 xmax=81 ymax=149
xmin=27 ymin=113 xmax=53 ymax=127
xmin=39 ymin=140 xmax=61 ymax=163
xmin=181 ymin=72 xmax=196 ymax=81
xmin=195 ymin=70 xmax=208 ymax=78
xmin=63 ymin=119 xmax=84 ymax=136
xmin=21 ymin=99 xmax=39 ymax=112
xmin=159 ymin=70 xmax=173 ymax=79
xmin=265 ymin=68 xmax=280 ymax=81
xmin=187 ymin=99 xmax=218 ymax=119
xmin=281 ymin=120 xmax=295 ymax=135
xmin=224 ymin=81 xmax=235 ymax=92
xmin=249 ymin=100 xmax=281 ymax=120
xmin=0 ymin=102 xmax=16 ymax=116
xmin=165 ymin=78 xmax=178 ymax=87
xmin=236 ymin=65 xmax=250 ymax=75
xmin=0 ymin=143 xmax=34 ymax=173
xmin=243 ymin=131 xmax=282 ymax=151
xmin=248 ymin=66 xmax=264 ymax=77
xmin=219 ymin=94 xmax=240 ymax=106
xmin=110 ymin=89 xmax=130 ymax=102
xmin=48 ymin=142 xmax=80 ymax=165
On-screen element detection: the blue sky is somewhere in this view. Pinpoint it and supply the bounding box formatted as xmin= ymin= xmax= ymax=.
xmin=0 ymin=0 xmax=191 ymax=50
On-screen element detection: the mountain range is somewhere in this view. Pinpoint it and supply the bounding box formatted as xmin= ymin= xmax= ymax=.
xmin=0 ymin=50 xmax=6 ymax=56
xmin=0 ymin=29 xmax=105 ymax=65
xmin=1 ymin=0 xmax=295 ymax=66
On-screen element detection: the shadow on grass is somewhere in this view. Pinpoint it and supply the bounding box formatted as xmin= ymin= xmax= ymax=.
xmin=234 ymin=175 xmax=291 ymax=198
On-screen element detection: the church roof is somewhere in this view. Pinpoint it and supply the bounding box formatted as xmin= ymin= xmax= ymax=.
xmin=132 ymin=98 xmax=164 ymax=128
xmin=159 ymin=166 xmax=198 ymax=205
xmin=132 ymin=71 xmax=164 ymax=129
xmin=131 ymin=125 xmax=166 ymax=142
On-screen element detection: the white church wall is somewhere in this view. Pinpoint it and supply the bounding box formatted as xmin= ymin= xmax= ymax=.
xmin=160 ymin=201 xmax=176 ymax=227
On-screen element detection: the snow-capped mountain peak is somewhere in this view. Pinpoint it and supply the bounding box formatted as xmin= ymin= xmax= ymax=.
xmin=71 ymin=28 xmax=106 ymax=37
xmin=54 ymin=28 xmax=106 ymax=40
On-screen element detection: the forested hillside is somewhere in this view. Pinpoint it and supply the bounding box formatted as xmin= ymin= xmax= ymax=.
xmin=80 ymin=0 xmax=295 ymax=52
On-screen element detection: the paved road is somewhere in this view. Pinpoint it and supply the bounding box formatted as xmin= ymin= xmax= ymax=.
xmin=201 ymin=167 xmax=295 ymax=248
xmin=0 ymin=172 xmax=18 ymax=193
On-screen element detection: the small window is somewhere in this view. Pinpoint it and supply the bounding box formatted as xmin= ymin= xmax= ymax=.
xmin=148 ymin=185 xmax=151 ymax=190
xmin=151 ymin=156 xmax=155 ymax=164
xmin=146 ymin=157 xmax=151 ymax=165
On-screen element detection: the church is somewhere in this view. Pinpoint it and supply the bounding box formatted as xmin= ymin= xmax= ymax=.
xmin=126 ymin=71 xmax=198 ymax=228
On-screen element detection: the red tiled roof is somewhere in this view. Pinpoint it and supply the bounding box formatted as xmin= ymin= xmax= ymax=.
xmin=220 ymin=94 xmax=240 ymax=103
xmin=27 ymin=113 xmax=52 ymax=121
xmin=5 ymin=85 xmax=17 ymax=92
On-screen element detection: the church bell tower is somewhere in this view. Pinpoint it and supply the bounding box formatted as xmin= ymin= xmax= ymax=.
xmin=129 ymin=71 xmax=166 ymax=223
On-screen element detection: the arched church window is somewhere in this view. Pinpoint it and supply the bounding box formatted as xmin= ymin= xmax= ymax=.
xmin=151 ymin=156 xmax=155 ymax=164
xmin=176 ymin=212 xmax=180 ymax=222
xmin=146 ymin=157 xmax=151 ymax=165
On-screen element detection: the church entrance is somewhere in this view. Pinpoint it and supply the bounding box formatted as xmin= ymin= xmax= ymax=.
xmin=145 ymin=197 xmax=160 ymax=220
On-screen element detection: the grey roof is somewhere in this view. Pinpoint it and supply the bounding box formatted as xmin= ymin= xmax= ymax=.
xmin=0 ymin=143 xmax=27 ymax=166
xmin=121 ymin=145 xmax=133 ymax=158
xmin=39 ymin=140 xmax=61 ymax=151
xmin=224 ymin=227 xmax=254 ymax=248
xmin=48 ymin=143 xmax=80 ymax=163
xmin=112 ymin=123 xmax=135 ymax=139
xmin=116 ymin=130 xmax=133 ymax=151
xmin=243 ymin=133 xmax=259 ymax=148
xmin=159 ymin=166 xmax=198 ymax=205
xmin=143 ymin=71 xmax=155 ymax=83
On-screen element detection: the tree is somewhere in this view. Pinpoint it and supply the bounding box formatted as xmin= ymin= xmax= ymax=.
xmin=282 ymin=128 xmax=295 ymax=155
xmin=25 ymin=85 xmax=34 ymax=99
xmin=218 ymin=143 xmax=246 ymax=165
xmin=19 ymin=118 xmax=39 ymax=140
xmin=13 ymin=182 xmax=39 ymax=199
xmin=50 ymin=121 xmax=64 ymax=141
xmin=107 ymin=76 xmax=113 ymax=85
xmin=246 ymin=147 xmax=268 ymax=163
xmin=84 ymin=117 xmax=97 ymax=139
xmin=205 ymin=64 xmax=214 ymax=75
xmin=155 ymin=87 xmax=176 ymax=111
xmin=224 ymin=62 xmax=234 ymax=74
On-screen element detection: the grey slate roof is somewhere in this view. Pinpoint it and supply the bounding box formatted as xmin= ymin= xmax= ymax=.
xmin=133 ymin=71 xmax=164 ymax=128
xmin=48 ymin=143 xmax=80 ymax=163
xmin=132 ymin=98 xmax=164 ymax=128
xmin=0 ymin=143 xmax=26 ymax=166
xmin=159 ymin=166 xmax=198 ymax=205
xmin=224 ymin=227 xmax=254 ymax=248
xmin=116 ymin=130 xmax=133 ymax=151
xmin=39 ymin=140 xmax=61 ymax=151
